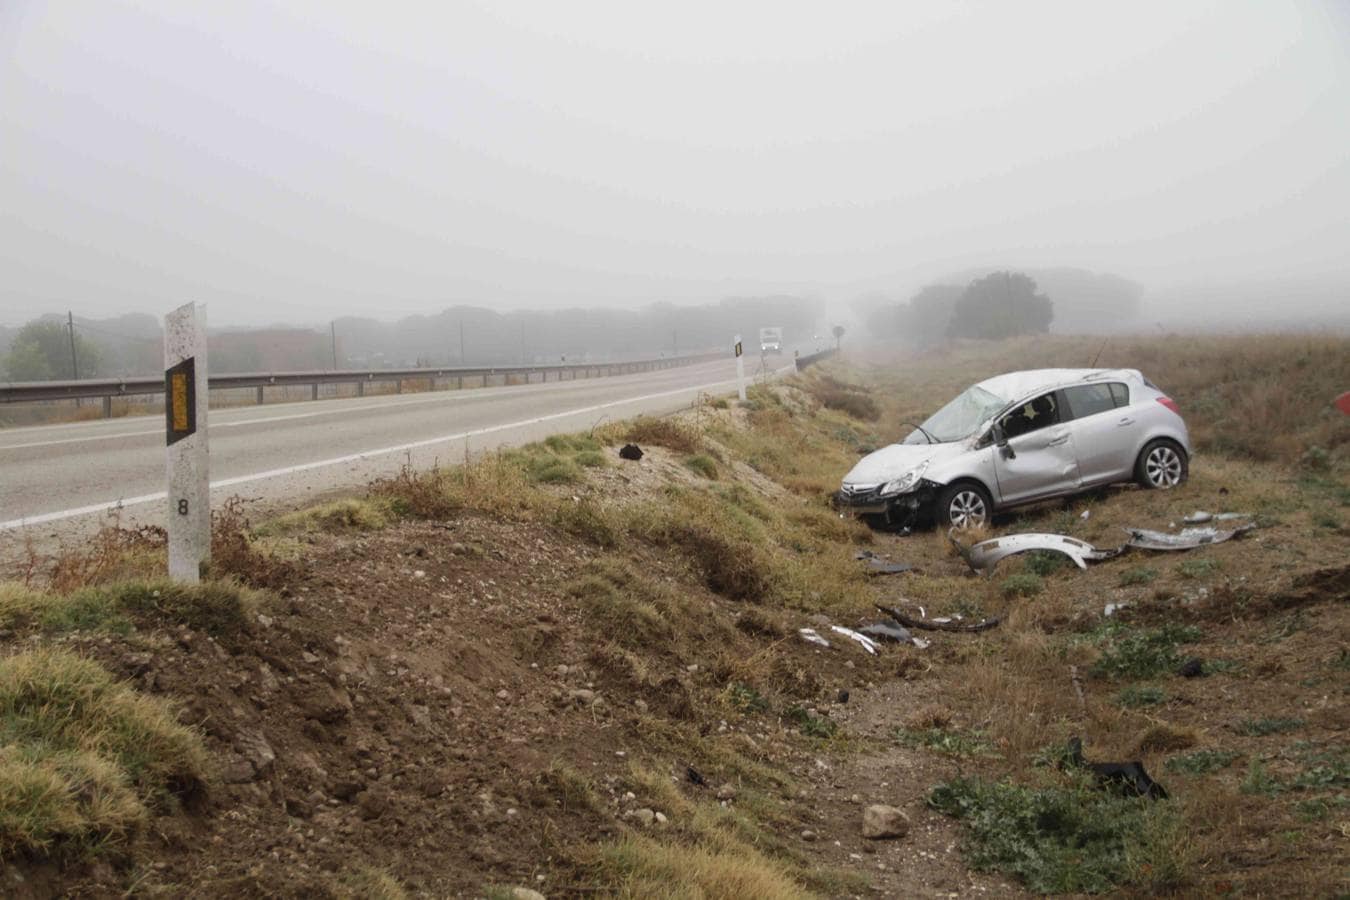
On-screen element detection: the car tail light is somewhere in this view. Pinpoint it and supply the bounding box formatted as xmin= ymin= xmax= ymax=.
xmin=1157 ymin=397 xmax=1181 ymax=415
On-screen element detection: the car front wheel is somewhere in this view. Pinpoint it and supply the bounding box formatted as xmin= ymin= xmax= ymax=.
xmin=937 ymin=482 xmax=992 ymax=530
xmin=1135 ymin=439 xmax=1188 ymax=489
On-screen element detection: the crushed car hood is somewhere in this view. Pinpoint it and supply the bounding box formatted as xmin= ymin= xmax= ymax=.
xmin=842 ymin=441 xmax=968 ymax=487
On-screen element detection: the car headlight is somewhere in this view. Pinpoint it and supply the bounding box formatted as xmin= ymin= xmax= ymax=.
xmin=880 ymin=463 xmax=928 ymax=497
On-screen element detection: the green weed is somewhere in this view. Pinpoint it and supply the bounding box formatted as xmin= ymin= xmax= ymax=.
xmin=895 ymin=727 xmax=994 ymax=757
xmin=1118 ymin=566 xmax=1158 ymax=587
xmin=1164 ymin=750 xmax=1241 ymax=776
xmin=785 ymin=706 xmax=837 ymax=739
xmin=1177 ymin=558 xmax=1220 ymax=580
xmin=1236 ymin=717 xmax=1303 ymax=737
xmin=1116 ymin=685 xmax=1167 ymax=709
xmin=1089 ymin=624 xmax=1202 ymax=680
xmin=1000 ymin=573 xmax=1044 ymax=598
xmin=929 ymin=776 xmax=1186 ymax=894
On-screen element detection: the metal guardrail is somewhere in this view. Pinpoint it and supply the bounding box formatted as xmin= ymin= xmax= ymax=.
xmin=795 ymin=348 xmax=838 ymax=371
xmin=0 ymin=351 xmax=725 ymax=417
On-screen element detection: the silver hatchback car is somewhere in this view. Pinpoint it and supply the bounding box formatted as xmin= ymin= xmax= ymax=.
xmin=837 ymin=368 xmax=1191 ymax=530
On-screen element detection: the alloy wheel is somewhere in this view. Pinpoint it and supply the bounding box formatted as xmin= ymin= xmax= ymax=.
xmin=949 ymin=490 xmax=988 ymax=528
xmin=1146 ymin=445 xmax=1183 ymax=488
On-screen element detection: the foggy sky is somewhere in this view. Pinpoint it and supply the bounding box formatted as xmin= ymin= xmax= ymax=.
xmin=2 ymin=1 xmax=1348 ymax=327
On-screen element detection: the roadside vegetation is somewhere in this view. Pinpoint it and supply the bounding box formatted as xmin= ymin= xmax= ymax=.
xmin=1 ymin=332 xmax=1346 ymax=896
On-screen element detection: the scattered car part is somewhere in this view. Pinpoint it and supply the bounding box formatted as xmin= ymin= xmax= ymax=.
xmin=686 ymin=766 xmax=707 ymax=786
xmin=865 ymin=560 xmax=915 ymax=575
xmin=877 ymin=604 xmax=1001 ymax=633
xmin=1181 ymin=510 xmax=1252 ymax=525
xmin=1176 ymin=658 xmax=1205 ymax=678
xmin=1124 ymin=523 xmax=1255 ymax=551
xmin=829 ymin=625 xmax=879 ymax=655
xmin=1104 ymin=602 xmax=1129 ymax=617
xmin=1065 ymin=737 xmax=1168 ymax=800
xmin=858 ymin=621 xmax=917 ymax=646
xmin=619 ymin=443 xmax=644 ymax=460
xmin=951 ymin=530 xmax=1124 ymax=574
xmin=798 ymin=628 xmax=831 ymax=648
xmin=1336 ymin=391 xmax=1350 ymax=416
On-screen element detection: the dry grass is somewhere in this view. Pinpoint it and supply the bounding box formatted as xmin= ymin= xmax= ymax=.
xmin=0 ymin=649 xmax=208 ymax=860
xmin=622 ymin=416 xmax=705 ymax=454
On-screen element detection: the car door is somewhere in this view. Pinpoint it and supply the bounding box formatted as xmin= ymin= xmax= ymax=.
xmin=992 ymin=390 xmax=1081 ymax=504
xmin=1062 ymin=382 xmax=1140 ymax=484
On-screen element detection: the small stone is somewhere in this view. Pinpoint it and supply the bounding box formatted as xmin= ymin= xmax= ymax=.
xmin=861 ymin=805 xmax=910 ymax=840
xmin=509 ymin=888 xmax=546 ymax=900
xmin=567 ymin=689 xmax=596 ymax=706
xmin=715 ymin=784 xmax=737 ymax=801
xmin=800 ymin=829 xmax=818 ymax=842
xmin=256 ymin=614 xmax=273 ymax=628
xmin=496 ymin=689 xmax=511 ymax=700
xmin=628 ymin=808 xmax=655 ymax=827
xmin=413 ymin=570 xmax=426 ymax=578
xmin=302 ymin=651 xmax=321 ymax=664
xmin=654 ymin=811 xmax=668 ymax=825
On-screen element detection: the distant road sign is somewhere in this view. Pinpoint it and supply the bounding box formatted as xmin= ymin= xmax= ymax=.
xmin=734 ymin=340 xmax=743 ymax=358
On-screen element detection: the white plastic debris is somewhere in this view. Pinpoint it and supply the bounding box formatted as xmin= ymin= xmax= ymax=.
xmin=798 ymin=628 xmax=831 ymax=648
xmin=829 ymin=625 xmax=880 ymax=655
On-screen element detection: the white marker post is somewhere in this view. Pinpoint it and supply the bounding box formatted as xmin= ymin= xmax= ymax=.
xmin=733 ymin=334 xmax=747 ymax=402
xmin=165 ymin=302 xmax=210 ymax=582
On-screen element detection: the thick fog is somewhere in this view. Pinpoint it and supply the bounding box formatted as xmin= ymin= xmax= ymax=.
xmin=2 ymin=1 xmax=1347 ymax=328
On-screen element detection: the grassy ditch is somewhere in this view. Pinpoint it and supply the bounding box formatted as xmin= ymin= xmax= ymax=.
xmin=4 ymin=333 xmax=1346 ymax=896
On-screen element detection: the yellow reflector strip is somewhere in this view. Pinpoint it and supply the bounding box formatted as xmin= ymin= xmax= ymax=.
xmin=171 ymin=372 xmax=189 ymax=431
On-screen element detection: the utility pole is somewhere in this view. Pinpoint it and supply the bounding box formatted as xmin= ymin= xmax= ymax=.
xmin=459 ymin=317 xmax=466 ymax=364
xmin=67 ymin=311 xmax=79 ymax=380
xmin=330 ymin=321 xmax=338 ymax=369
xmin=519 ymin=321 xmax=526 ymax=364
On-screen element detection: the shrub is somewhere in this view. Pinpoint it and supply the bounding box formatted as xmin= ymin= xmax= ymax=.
xmin=684 ymin=454 xmax=719 ymax=479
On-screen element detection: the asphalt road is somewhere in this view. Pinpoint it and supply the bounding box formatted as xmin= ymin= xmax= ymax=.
xmin=1 ymin=356 xmax=788 ymax=538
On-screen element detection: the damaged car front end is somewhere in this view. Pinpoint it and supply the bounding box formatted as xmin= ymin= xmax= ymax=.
xmin=835 ymin=472 xmax=939 ymax=532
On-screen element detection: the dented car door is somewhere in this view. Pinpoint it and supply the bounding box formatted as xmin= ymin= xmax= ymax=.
xmin=992 ymin=390 xmax=1081 ymax=504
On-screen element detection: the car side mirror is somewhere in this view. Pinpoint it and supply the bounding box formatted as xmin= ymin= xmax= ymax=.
xmin=994 ymin=425 xmax=1016 ymax=459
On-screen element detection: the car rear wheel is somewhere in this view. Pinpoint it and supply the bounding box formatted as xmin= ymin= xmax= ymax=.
xmin=937 ymin=482 xmax=992 ymax=530
xmin=1135 ymin=439 xmax=1188 ymax=489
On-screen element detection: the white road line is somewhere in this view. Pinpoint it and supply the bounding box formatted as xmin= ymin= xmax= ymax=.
xmin=0 ymin=364 xmax=724 ymax=451
xmin=0 ymin=372 xmax=765 ymax=531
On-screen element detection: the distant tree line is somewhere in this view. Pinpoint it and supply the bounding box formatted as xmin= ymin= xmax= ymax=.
xmin=1 ymin=296 xmax=824 ymax=380
xmin=866 ymin=267 xmax=1143 ymax=348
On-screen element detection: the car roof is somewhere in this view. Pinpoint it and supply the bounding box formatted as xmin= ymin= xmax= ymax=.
xmin=975 ymin=368 xmax=1141 ymax=402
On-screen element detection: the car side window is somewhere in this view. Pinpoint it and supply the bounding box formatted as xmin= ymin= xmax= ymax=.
xmin=1109 ymin=382 xmax=1130 ymax=407
xmin=999 ymin=392 xmax=1060 ymax=440
xmin=1063 ymin=384 xmax=1117 ymax=420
